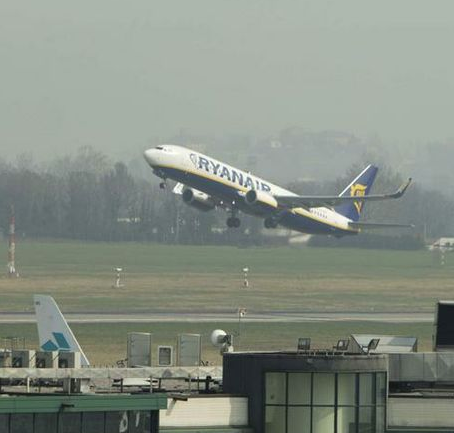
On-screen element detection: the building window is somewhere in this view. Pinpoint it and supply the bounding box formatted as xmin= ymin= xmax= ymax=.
xmin=338 ymin=373 xmax=356 ymax=406
xmin=10 ymin=413 xmax=33 ymax=433
xmin=81 ymin=412 xmax=105 ymax=433
xmin=337 ymin=406 xmax=356 ymax=433
xmin=129 ymin=411 xmax=152 ymax=433
xmin=287 ymin=406 xmax=311 ymax=433
xmin=58 ymin=413 xmax=82 ymax=433
xmin=0 ymin=414 xmax=9 ymax=433
xmin=35 ymin=413 xmax=58 ymax=433
xmin=0 ymin=410 xmax=158 ymax=433
xmin=266 ymin=372 xmax=287 ymax=405
xmin=313 ymin=373 xmax=335 ymax=406
xmin=264 ymin=371 xmax=386 ymax=433
xmin=265 ymin=405 xmax=286 ymax=433
xmin=313 ymin=406 xmax=335 ymax=433
xmin=288 ymin=373 xmax=311 ymax=405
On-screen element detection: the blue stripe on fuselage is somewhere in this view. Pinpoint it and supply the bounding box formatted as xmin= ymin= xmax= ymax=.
xmin=159 ymin=166 xmax=241 ymax=203
xmin=279 ymin=211 xmax=353 ymax=236
xmin=157 ymin=166 xmax=355 ymax=237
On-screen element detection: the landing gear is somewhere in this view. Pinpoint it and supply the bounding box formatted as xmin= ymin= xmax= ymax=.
xmin=264 ymin=217 xmax=278 ymax=229
xmin=226 ymin=203 xmax=241 ymax=228
xmin=227 ymin=217 xmax=241 ymax=228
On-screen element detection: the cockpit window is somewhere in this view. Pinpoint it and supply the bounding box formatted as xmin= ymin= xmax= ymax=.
xmin=155 ymin=145 xmax=175 ymax=153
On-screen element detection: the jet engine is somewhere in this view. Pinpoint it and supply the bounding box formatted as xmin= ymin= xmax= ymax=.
xmin=182 ymin=188 xmax=216 ymax=211
xmin=244 ymin=190 xmax=278 ymax=211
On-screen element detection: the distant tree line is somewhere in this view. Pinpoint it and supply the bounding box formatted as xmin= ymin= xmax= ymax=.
xmin=0 ymin=147 xmax=263 ymax=245
xmin=0 ymin=146 xmax=452 ymax=248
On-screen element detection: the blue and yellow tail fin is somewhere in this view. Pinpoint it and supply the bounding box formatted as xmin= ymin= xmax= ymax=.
xmin=335 ymin=165 xmax=378 ymax=222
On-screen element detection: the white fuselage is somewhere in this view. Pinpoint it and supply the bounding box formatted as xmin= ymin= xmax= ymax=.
xmin=144 ymin=145 xmax=356 ymax=235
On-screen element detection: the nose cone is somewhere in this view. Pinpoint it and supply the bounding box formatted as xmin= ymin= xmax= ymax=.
xmin=143 ymin=148 xmax=159 ymax=167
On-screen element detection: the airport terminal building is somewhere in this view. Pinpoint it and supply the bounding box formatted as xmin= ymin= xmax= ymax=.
xmin=2 ymin=349 xmax=454 ymax=432
xmin=2 ymin=302 xmax=454 ymax=432
xmin=2 ymin=349 xmax=454 ymax=433
xmin=224 ymin=351 xmax=387 ymax=433
xmin=0 ymin=393 xmax=164 ymax=433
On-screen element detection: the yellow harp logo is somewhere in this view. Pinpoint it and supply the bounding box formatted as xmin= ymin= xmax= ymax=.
xmin=350 ymin=183 xmax=367 ymax=214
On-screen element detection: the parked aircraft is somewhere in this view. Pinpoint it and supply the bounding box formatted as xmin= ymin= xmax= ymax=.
xmin=34 ymin=295 xmax=90 ymax=367
xmin=144 ymin=145 xmax=412 ymax=236
xmin=33 ymin=295 xmax=157 ymax=386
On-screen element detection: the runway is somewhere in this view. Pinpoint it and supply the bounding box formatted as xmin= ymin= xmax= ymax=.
xmin=0 ymin=311 xmax=433 ymax=324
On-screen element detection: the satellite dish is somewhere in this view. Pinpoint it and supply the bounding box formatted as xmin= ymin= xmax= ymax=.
xmin=210 ymin=329 xmax=233 ymax=353
xmin=211 ymin=329 xmax=227 ymax=347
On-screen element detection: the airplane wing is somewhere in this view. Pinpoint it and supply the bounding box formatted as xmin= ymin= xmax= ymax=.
xmin=172 ymin=183 xmax=231 ymax=209
xmin=348 ymin=222 xmax=415 ymax=230
xmin=275 ymin=178 xmax=412 ymax=209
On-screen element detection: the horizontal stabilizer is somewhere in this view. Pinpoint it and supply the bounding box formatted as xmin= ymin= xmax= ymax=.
xmin=349 ymin=222 xmax=415 ymax=230
xmin=275 ymin=178 xmax=412 ymax=209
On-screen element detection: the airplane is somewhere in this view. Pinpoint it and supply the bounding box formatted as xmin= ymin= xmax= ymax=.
xmin=34 ymin=294 xmax=90 ymax=367
xmin=143 ymin=145 xmax=412 ymax=237
xmin=33 ymin=295 xmax=156 ymax=386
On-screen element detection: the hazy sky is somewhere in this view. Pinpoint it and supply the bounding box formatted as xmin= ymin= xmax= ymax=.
xmin=1 ymin=1 xmax=454 ymax=160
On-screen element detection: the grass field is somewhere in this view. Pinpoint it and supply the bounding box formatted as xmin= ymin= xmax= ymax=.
xmin=0 ymin=240 xmax=448 ymax=363
xmin=0 ymin=240 xmax=452 ymax=314
xmin=0 ymin=321 xmax=434 ymax=365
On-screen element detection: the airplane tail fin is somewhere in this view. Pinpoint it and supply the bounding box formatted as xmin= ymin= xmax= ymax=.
xmin=34 ymin=295 xmax=90 ymax=367
xmin=335 ymin=164 xmax=378 ymax=222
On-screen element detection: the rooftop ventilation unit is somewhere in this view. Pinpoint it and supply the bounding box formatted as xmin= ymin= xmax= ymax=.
xmin=177 ymin=334 xmax=201 ymax=366
xmin=36 ymin=351 xmax=58 ymax=368
xmin=335 ymin=339 xmax=349 ymax=352
xmin=12 ymin=350 xmax=36 ymax=368
xmin=157 ymin=346 xmax=174 ymax=367
xmin=297 ymin=338 xmax=311 ymax=352
xmin=58 ymin=351 xmax=81 ymax=368
xmin=127 ymin=332 xmax=153 ymax=367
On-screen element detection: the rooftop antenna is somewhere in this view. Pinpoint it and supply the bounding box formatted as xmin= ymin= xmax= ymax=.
xmin=7 ymin=205 xmax=18 ymax=277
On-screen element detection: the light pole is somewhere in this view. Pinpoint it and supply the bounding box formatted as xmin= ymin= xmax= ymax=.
xmin=7 ymin=205 xmax=18 ymax=277
xmin=113 ymin=267 xmax=124 ymax=288
xmin=242 ymin=267 xmax=249 ymax=288
xmin=237 ymin=308 xmax=247 ymax=350
xmin=237 ymin=266 xmax=249 ymax=349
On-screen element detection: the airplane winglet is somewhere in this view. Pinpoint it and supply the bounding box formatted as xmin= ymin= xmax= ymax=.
xmin=391 ymin=178 xmax=412 ymax=199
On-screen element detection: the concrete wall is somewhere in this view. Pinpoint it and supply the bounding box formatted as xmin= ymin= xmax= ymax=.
xmin=160 ymin=396 xmax=248 ymax=428
xmin=389 ymin=397 xmax=454 ymax=429
xmin=161 ymin=429 xmax=253 ymax=433
xmin=389 ymin=352 xmax=454 ymax=382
